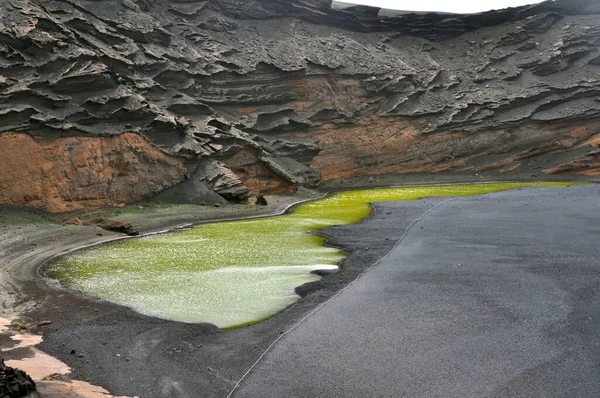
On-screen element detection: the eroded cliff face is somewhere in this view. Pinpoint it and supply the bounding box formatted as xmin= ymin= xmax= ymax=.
xmin=1 ymin=0 xmax=599 ymax=211
xmin=0 ymin=133 xmax=185 ymax=211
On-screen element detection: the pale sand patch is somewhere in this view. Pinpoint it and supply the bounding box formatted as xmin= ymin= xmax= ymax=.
xmin=1 ymin=316 xmax=137 ymax=398
xmin=2 ymin=333 xmax=43 ymax=351
xmin=5 ymin=348 xmax=71 ymax=380
xmin=39 ymin=380 xmax=137 ymax=398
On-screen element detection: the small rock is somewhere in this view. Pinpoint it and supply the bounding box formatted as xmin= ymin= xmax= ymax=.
xmin=83 ymin=218 xmax=138 ymax=236
xmin=122 ymin=0 xmax=141 ymax=12
xmin=255 ymin=195 xmax=268 ymax=206
xmin=0 ymin=359 xmax=36 ymax=397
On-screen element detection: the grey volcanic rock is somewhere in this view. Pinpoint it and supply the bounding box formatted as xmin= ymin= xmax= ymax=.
xmin=161 ymin=177 xmax=229 ymax=207
xmin=162 ymin=159 xmax=250 ymax=205
xmin=195 ymin=159 xmax=250 ymax=201
xmin=0 ymin=359 xmax=36 ymax=398
xmin=260 ymin=156 xmax=322 ymax=187
xmin=0 ymin=0 xmax=599 ymax=209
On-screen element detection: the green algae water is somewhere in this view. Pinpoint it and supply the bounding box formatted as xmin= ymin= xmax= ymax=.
xmin=45 ymin=182 xmax=581 ymax=328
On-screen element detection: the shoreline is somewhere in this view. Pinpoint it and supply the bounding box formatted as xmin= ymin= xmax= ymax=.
xmin=35 ymin=191 xmax=331 ymax=289
xmin=1 ymin=173 xmax=598 ymax=397
xmin=35 ymin=177 xmax=581 ymax=294
xmin=35 ymin=177 xmax=593 ymax=319
xmin=0 ymin=190 xmax=322 ymax=398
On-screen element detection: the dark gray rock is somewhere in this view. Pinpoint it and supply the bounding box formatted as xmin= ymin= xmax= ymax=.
xmin=260 ymin=156 xmax=322 ymax=187
xmin=195 ymin=159 xmax=250 ymax=201
xmin=255 ymin=194 xmax=268 ymax=206
xmin=160 ymin=178 xmax=229 ymax=207
xmin=0 ymin=359 xmax=36 ymax=398
xmin=160 ymin=159 xmax=249 ymax=205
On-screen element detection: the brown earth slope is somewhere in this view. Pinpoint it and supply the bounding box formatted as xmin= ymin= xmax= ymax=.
xmin=0 ymin=133 xmax=185 ymax=212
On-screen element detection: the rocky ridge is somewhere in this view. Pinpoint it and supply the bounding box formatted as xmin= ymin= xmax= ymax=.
xmin=0 ymin=0 xmax=599 ymax=211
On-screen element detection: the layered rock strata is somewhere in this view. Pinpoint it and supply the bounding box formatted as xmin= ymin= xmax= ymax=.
xmin=1 ymin=0 xmax=599 ymax=210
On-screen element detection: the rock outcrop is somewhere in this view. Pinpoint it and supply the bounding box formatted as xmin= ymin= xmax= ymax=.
xmin=165 ymin=159 xmax=250 ymax=206
xmin=0 ymin=132 xmax=185 ymax=211
xmin=1 ymin=0 xmax=599 ymax=210
xmin=0 ymin=359 xmax=36 ymax=398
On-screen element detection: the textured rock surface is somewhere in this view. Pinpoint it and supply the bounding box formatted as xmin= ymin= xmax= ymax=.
xmin=167 ymin=158 xmax=250 ymax=205
xmin=83 ymin=217 xmax=140 ymax=235
xmin=0 ymin=133 xmax=185 ymax=212
xmin=0 ymin=359 xmax=36 ymax=398
xmin=1 ymin=0 xmax=599 ymax=210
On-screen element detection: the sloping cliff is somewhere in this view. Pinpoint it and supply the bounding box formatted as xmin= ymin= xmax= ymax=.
xmin=1 ymin=0 xmax=599 ymax=211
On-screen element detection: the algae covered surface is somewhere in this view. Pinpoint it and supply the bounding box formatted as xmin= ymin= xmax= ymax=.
xmin=45 ymin=182 xmax=581 ymax=328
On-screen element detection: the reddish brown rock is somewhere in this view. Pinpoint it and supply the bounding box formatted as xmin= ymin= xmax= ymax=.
xmin=543 ymin=150 xmax=600 ymax=176
xmin=225 ymin=146 xmax=296 ymax=194
xmin=0 ymin=133 xmax=186 ymax=212
xmin=293 ymin=118 xmax=600 ymax=181
xmin=61 ymin=217 xmax=83 ymax=226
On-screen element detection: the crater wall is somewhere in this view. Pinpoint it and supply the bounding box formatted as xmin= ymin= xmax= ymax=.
xmin=1 ymin=0 xmax=599 ymax=210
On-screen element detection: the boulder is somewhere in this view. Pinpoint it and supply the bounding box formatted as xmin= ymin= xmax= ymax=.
xmin=0 ymin=359 xmax=36 ymax=398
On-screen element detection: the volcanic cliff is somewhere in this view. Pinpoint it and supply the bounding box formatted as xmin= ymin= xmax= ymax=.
xmin=1 ymin=0 xmax=599 ymax=211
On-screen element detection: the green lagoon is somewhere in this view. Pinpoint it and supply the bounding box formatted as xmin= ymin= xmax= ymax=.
xmin=45 ymin=182 xmax=580 ymax=328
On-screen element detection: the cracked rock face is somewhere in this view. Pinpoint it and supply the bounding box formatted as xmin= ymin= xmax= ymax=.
xmin=0 ymin=0 xmax=599 ymax=210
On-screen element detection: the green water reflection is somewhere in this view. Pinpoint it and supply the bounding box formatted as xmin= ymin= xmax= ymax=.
xmin=45 ymin=182 xmax=580 ymax=328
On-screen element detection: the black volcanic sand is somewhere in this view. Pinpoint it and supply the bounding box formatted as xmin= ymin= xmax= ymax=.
xmin=234 ymin=183 xmax=600 ymax=398
xmin=0 ymin=173 xmax=597 ymax=398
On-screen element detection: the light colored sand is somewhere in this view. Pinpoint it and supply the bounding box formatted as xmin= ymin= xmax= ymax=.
xmin=1 ymin=316 xmax=136 ymax=398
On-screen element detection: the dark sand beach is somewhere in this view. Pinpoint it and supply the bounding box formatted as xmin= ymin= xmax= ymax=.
xmin=1 ymin=173 xmax=598 ymax=397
